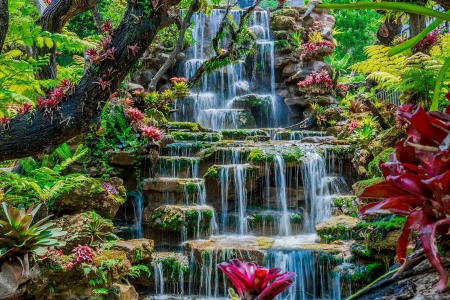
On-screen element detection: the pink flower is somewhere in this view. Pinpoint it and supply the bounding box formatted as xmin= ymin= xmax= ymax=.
xmin=15 ymin=103 xmax=33 ymax=115
xmin=348 ymin=119 xmax=361 ymax=133
xmin=140 ymin=125 xmax=163 ymax=141
xmin=218 ymin=259 xmax=295 ymax=300
xmin=72 ymin=245 xmax=94 ymax=263
xmin=66 ymin=262 xmax=74 ymax=270
xmin=170 ymin=77 xmax=187 ymax=83
xmin=102 ymin=182 xmax=119 ymax=195
xmin=57 ymin=249 xmax=63 ymax=256
xmin=123 ymin=98 xmax=134 ymax=107
xmin=125 ymin=107 xmax=144 ymax=122
xmin=49 ymin=88 xmax=65 ymax=100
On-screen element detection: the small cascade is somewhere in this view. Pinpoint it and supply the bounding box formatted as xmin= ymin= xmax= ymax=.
xmin=266 ymin=250 xmax=344 ymax=300
xmin=274 ymin=154 xmax=291 ymax=236
xmin=128 ymin=189 xmax=144 ymax=238
xmin=301 ymin=151 xmax=335 ymax=232
xmin=154 ymin=262 xmax=165 ymax=295
xmin=154 ymin=156 xmax=199 ymax=178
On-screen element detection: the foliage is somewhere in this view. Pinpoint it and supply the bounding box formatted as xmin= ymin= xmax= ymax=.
xmin=349 ymin=124 xmax=377 ymax=143
xmin=123 ymin=264 xmax=151 ymax=283
xmin=0 ymin=203 xmax=66 ymax=259
xmin=358 ymin=105 xmax=450 ymax=292
xmin=217 ymin=258 xmax=296 ymax=300
xmin=80 ymin=211 xmax=117 ymax=245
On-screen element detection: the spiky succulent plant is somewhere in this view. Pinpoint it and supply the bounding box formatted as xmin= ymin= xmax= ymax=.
xmin=0 ymin=203 xmax=66 ymax=259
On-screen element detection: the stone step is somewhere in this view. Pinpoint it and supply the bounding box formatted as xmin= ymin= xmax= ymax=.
xmin=167 ymin=122 xmax=210 ymax=133
xmin=153 ymin=156 xmax=201 ymax=178
xmin=220 ymin=129 xmax=268 ymax=140
xmin=273 ymin=130 xmax=326 ymax=141
xmin=161 ymin=141 xmax=215 ymax=157
xmin=167 ymin=131 xmax=220 ymax=142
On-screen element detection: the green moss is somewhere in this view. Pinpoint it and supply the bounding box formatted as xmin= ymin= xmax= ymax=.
xmin=151 ymin=206 xmax=213 ymax=234
xmin=155 ymin=257 xmax=189 ymax=283
xmin=248 ymin=149 xmax=274 ymax=164
xmin=169 ymin=131 xmax=220 ymax=142
xmin=184 ymin=182 xmax=200 ymax=194
xmin=329 ymin=145 xmax=356 ymax=158
xmin=144 ymin=108 xmax=168 ymax=124
xmin=352 ymin=177 xmax=385 ymax=197
xmin=281 ymin=147 xmax=302 ymax=163
xmin=350 ymin=262 xmax=384 ymax=285
xmin=271 ymin=8 xmax=300 ymax=19
xmin=367 ymin=147 xmax=394 ymax=177
xmin=333 ymin=196 xmax=358 ymax=217
xmin=204 ymin=166 xmax=219 ymax=178
xmin=221 ymin=129 xmax=267 ymax=140
xmin=290 ymin=213 xmax=303 ymax=224
xmin=167 ymin=122 xmax=208 ymax=132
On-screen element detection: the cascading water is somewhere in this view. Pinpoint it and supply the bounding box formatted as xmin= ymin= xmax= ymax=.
xmin=274 ymin=154 xmax=291 ymax=236
xmin=128 ymin=189 xmax=144 ymax=238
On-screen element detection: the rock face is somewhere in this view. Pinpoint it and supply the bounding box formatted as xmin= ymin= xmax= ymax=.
xmin=0 ymin=260 xmax=36 ymax=299
xmin=112 ymin=239 xmax=154 ymax=263
xmin=271 ymin=7 xmax=337 ymax=125
xmin=53 ymin=177 xmax=126 ymax=218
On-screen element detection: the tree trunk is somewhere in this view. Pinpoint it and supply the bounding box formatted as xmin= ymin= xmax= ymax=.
xmin=409 ymin=13 xmax=427 ymax=37
xmin=91 ymin=5 xmax=103 ymax=34
xmin=0 ymin=0 xmax=181 ymax=161
xmin=377 ymin=16 xmax=402 ymax=46
xmin=0 ymin=0 xmax=8 ymax=52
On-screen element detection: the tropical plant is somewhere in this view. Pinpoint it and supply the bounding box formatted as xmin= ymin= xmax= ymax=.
xmin=0 ymin=203 xmax=66 ymax=259
xmin=80 ymin=211 xmax=117 ymax=245
xmin=349 ymin=124 xmax=377 ymax=143
xmin=359 ymin=115 xmax=378 ymax=127
xmin=358 ymin=104 xmax=450 ymax=292
xmin=217 ymin=258 xmax=295 ymax=300
xmin=348 ymin=99 xmax=368 ymax=113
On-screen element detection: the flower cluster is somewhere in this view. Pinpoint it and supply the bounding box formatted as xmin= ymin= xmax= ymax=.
xmin=359 ymin=105 xmax=450 ymax=292
xmin=140 ymin=125 xmax=163 ymax=141
xmin=218 ymin=259 xmax=295 ymax=300
xmin=125 ymin=107 xmax=144 ymax=122
xmin=67 ymin=245 xmax=95 ymax=270
xmin=0 ymin=116 xmax=11 ymax=130
xmin=14 ymin=103 xmax=33 ymax=115
xmin=299 ymin=41 xmax=334 ymax=60
xmin=36 ymin=78 xmax=76 ymax=112
xmin=412 ymin=30 xmax=439 ymax=53
xmin=297 ymin=70 xmax=333 ymax=89
xmin=86 ymin=19 xmax=117 ymax=64
xmin=102 ymin=182 xmax=119 ymax=195
xmin=348 ymin=119 xmax=361 ymax=133
xmin=336 ymin=83 xmax=348 ymax=98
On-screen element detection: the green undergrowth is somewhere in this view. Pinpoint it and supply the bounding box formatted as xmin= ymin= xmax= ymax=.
xmin=367 ymin=147 xmax=394 ymax=177
xmin=168 ymin=131 xmax=220 ymax=142
xmin=167 ymin=122 xmax=209 ymax=132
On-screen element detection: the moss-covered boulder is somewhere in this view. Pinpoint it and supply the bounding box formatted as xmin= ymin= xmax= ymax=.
xmin=272 ymin=15 xmax=296 ymax=31
xmin=167 ymin=122 xmax=209 ymax=132
xmin=26 ymin=250 xmax=131 ymax=299
xmin=54 ymin=213 xmax=114 ymax=252
xmin=271 ymin=8 xmax=300 ymax=20
xmin=333 ymin=196 xmax=358 ymax=217
xmin=54 ymin=177 xmax=126 ymax=218
xmin=112 ymin=239 xmax=154 ymax=263
xmin=316 ymin=215 xmax=359 ymax=243
xmin=143 ymin=205 xmax=214 ymax=235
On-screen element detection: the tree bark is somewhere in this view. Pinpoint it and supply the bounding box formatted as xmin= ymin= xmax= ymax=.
xmin=35 ymin=0 xmax=102 ymax=80
xmin=33 ymin=0 xmax=47 ymax=15
xmin=409 ymin=13 xmax=426 ymax=37
xmin=377 ymin=16 xmax=403 ymax=46
xmin=91 ymin=5 xmax=103 ymax=34
xmin=0 ymin=0 xmax=8 ymax=53
xmin=0 ymin=0 xmax=181 ymax=161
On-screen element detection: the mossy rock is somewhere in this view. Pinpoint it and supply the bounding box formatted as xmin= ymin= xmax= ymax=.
xmin=146 ymin=205 xmax=214 ymax=234
xmin=316 ymin=215 xmax=359 ymax=243
xmin=26 ymin=250 xmax=131 ymax=299
xmin=352 ymin=177 xmax=385 ymax=197
xmin=168 ymin=131 xmax=220 ymax=142
xmin=271 ymin=8 xmax=300 ymax=19
xmin=112 ymin=239 xmax=154 ymax=263
xmin=273 ymin=30 xmax=289 ymax=40
xmin=53 ymin=177 xmax=126 ymax=218
xmin=150 ymin=252 xmax=190 ymax=283
xmin=368 ymin=126 xmax=406 ymax=156
xmin=221 ymin=129 xmax=268 ymax=140
xmin=167 ymin=122 xmax=209 ymax=132
xmin=272 ymin=15 xmax=296 ymax=31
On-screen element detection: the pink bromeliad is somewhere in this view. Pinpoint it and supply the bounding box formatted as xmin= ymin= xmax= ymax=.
xmin=217 ymin=259 xmax=295 ymax=300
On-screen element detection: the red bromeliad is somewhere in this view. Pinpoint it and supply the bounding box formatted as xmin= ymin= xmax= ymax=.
xmin=140 ymin=125 xmax=163 ymax=141
xmin=217 ymin=259 xmax=295 ymax=300
xmin=358 ymin=105 xmax=450 ymax=292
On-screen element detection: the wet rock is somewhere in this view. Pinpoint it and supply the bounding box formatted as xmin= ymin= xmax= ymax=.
xmin=233 ymin=81 xmax=250 ymax=95
xmin=184 ymin=236 xmax=266 ymax=266
xmin=108 ymin=150 xmax=136 ymax=166
xmin=262 ymin=187 xmax=305 ymax=208
xmin=316 ymin=215 xmax=359 ymax=242
xmin=285 ymin=94 xmax=335 ymax=107
xmin=53 ymin=177 xmax=126 ymax=218
xmin=131 ymin=69 xmax=154 ymax=89
xmin=126 ymin=82 xmax=145 ymax=93
xmin=301 ymin=136 xmax=336 ymax=144
xmin=352 ymin=177 xmax=385 ymax=197
xmin=112 ymin=239 xmax=154 ymax=263
xmin=230 ymin=94 xmax=272 ymax=109
xmin=302 ymin=107 xmax=314 ymax=119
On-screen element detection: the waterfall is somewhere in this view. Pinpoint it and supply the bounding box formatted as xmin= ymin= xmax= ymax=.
xmin=301 ymin=152 xmax=334 ymax=232
xmin=274 ymin=154 xmax=291 ymax=236
xmin=128 ymin=189 xmax=144 ymax=238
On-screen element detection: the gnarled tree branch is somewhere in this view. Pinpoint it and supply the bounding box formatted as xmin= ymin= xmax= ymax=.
xmin=33 ymin=0 xmax=47 ymax=15
xmin=0 ymin=1 xmax=181 ymax=161
xmin=0 ymin=0 xmax=8 ymax=52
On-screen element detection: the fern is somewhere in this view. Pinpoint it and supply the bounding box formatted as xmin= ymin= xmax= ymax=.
xmin=125 ymin=264 xmax=151 ymax=279
xmin=351 ymin=45 xmax=407 ymax=75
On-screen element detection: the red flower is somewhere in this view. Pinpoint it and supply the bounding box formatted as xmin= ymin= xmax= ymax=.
xmin=101 ymin=19 xmax=113 ymax=35
xmin=218 ymin=259 xmax=296 ymax=300
xmin=72 ymin=245 xmax=94 ymax=263
xmin=170 ymin=77 xmax=187 ymax=84
xmin=15 ymin=103 xmax=33 ymax=115
xmin=94 ymin=78 xmax=110 ymax=90
xmin=66 ymin=262 xmax=74 ymax=271
xmin=49 ymin=87 xmax=65 ymax=100
xmin=140 ymin=125 xmax=163 ymax=141
xmin=348 ymin=119 xmax=361 ymax=133
xmin=125 ymin=107 xmax=144 ymax=122
xmin=0 ymin=116 xmax=10 ymax=124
